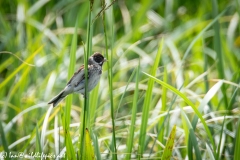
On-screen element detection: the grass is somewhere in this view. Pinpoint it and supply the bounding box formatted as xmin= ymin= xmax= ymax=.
xmin=0 ymin=0 xmax=240 ymax=159
xmin=102 ymin=1 xmax=117 ymax=159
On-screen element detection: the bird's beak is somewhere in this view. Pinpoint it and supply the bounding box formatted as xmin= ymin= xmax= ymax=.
xmin=104 ymin=58 xmax=107 ymax=62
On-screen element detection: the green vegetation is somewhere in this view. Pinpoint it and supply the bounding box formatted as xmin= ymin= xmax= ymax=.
xmin=0 ymin=0 xmax=239 ymax=159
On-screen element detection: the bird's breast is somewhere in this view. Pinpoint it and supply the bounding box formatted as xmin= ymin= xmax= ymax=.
xmin=87 ymin=67 xmax=102 ymax=91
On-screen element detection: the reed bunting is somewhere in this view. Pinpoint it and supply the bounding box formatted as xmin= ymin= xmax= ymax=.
xmin=48 ymin=52 xmax=107 ymax=107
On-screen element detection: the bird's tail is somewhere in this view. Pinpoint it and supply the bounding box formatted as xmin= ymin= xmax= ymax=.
xmin=48 ymin=90 xmax=66 ymax=107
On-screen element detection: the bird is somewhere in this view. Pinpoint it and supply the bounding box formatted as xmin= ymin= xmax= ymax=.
xmin=48 ymin=52 xmax=107 ymax=107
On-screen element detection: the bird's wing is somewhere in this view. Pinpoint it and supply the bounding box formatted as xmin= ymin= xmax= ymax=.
xmin=67 ymin=65 xmax=92 ymax=86
xmin=67 ymin=65 xmax=85 ymax=86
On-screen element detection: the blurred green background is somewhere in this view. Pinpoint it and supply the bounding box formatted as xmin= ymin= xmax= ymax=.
xmin=0 ymin=0 xmax=239 ymax=159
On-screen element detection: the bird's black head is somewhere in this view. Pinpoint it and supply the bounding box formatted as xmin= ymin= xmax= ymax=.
xmin=89 ymin=52 xmax=106 ymax=66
